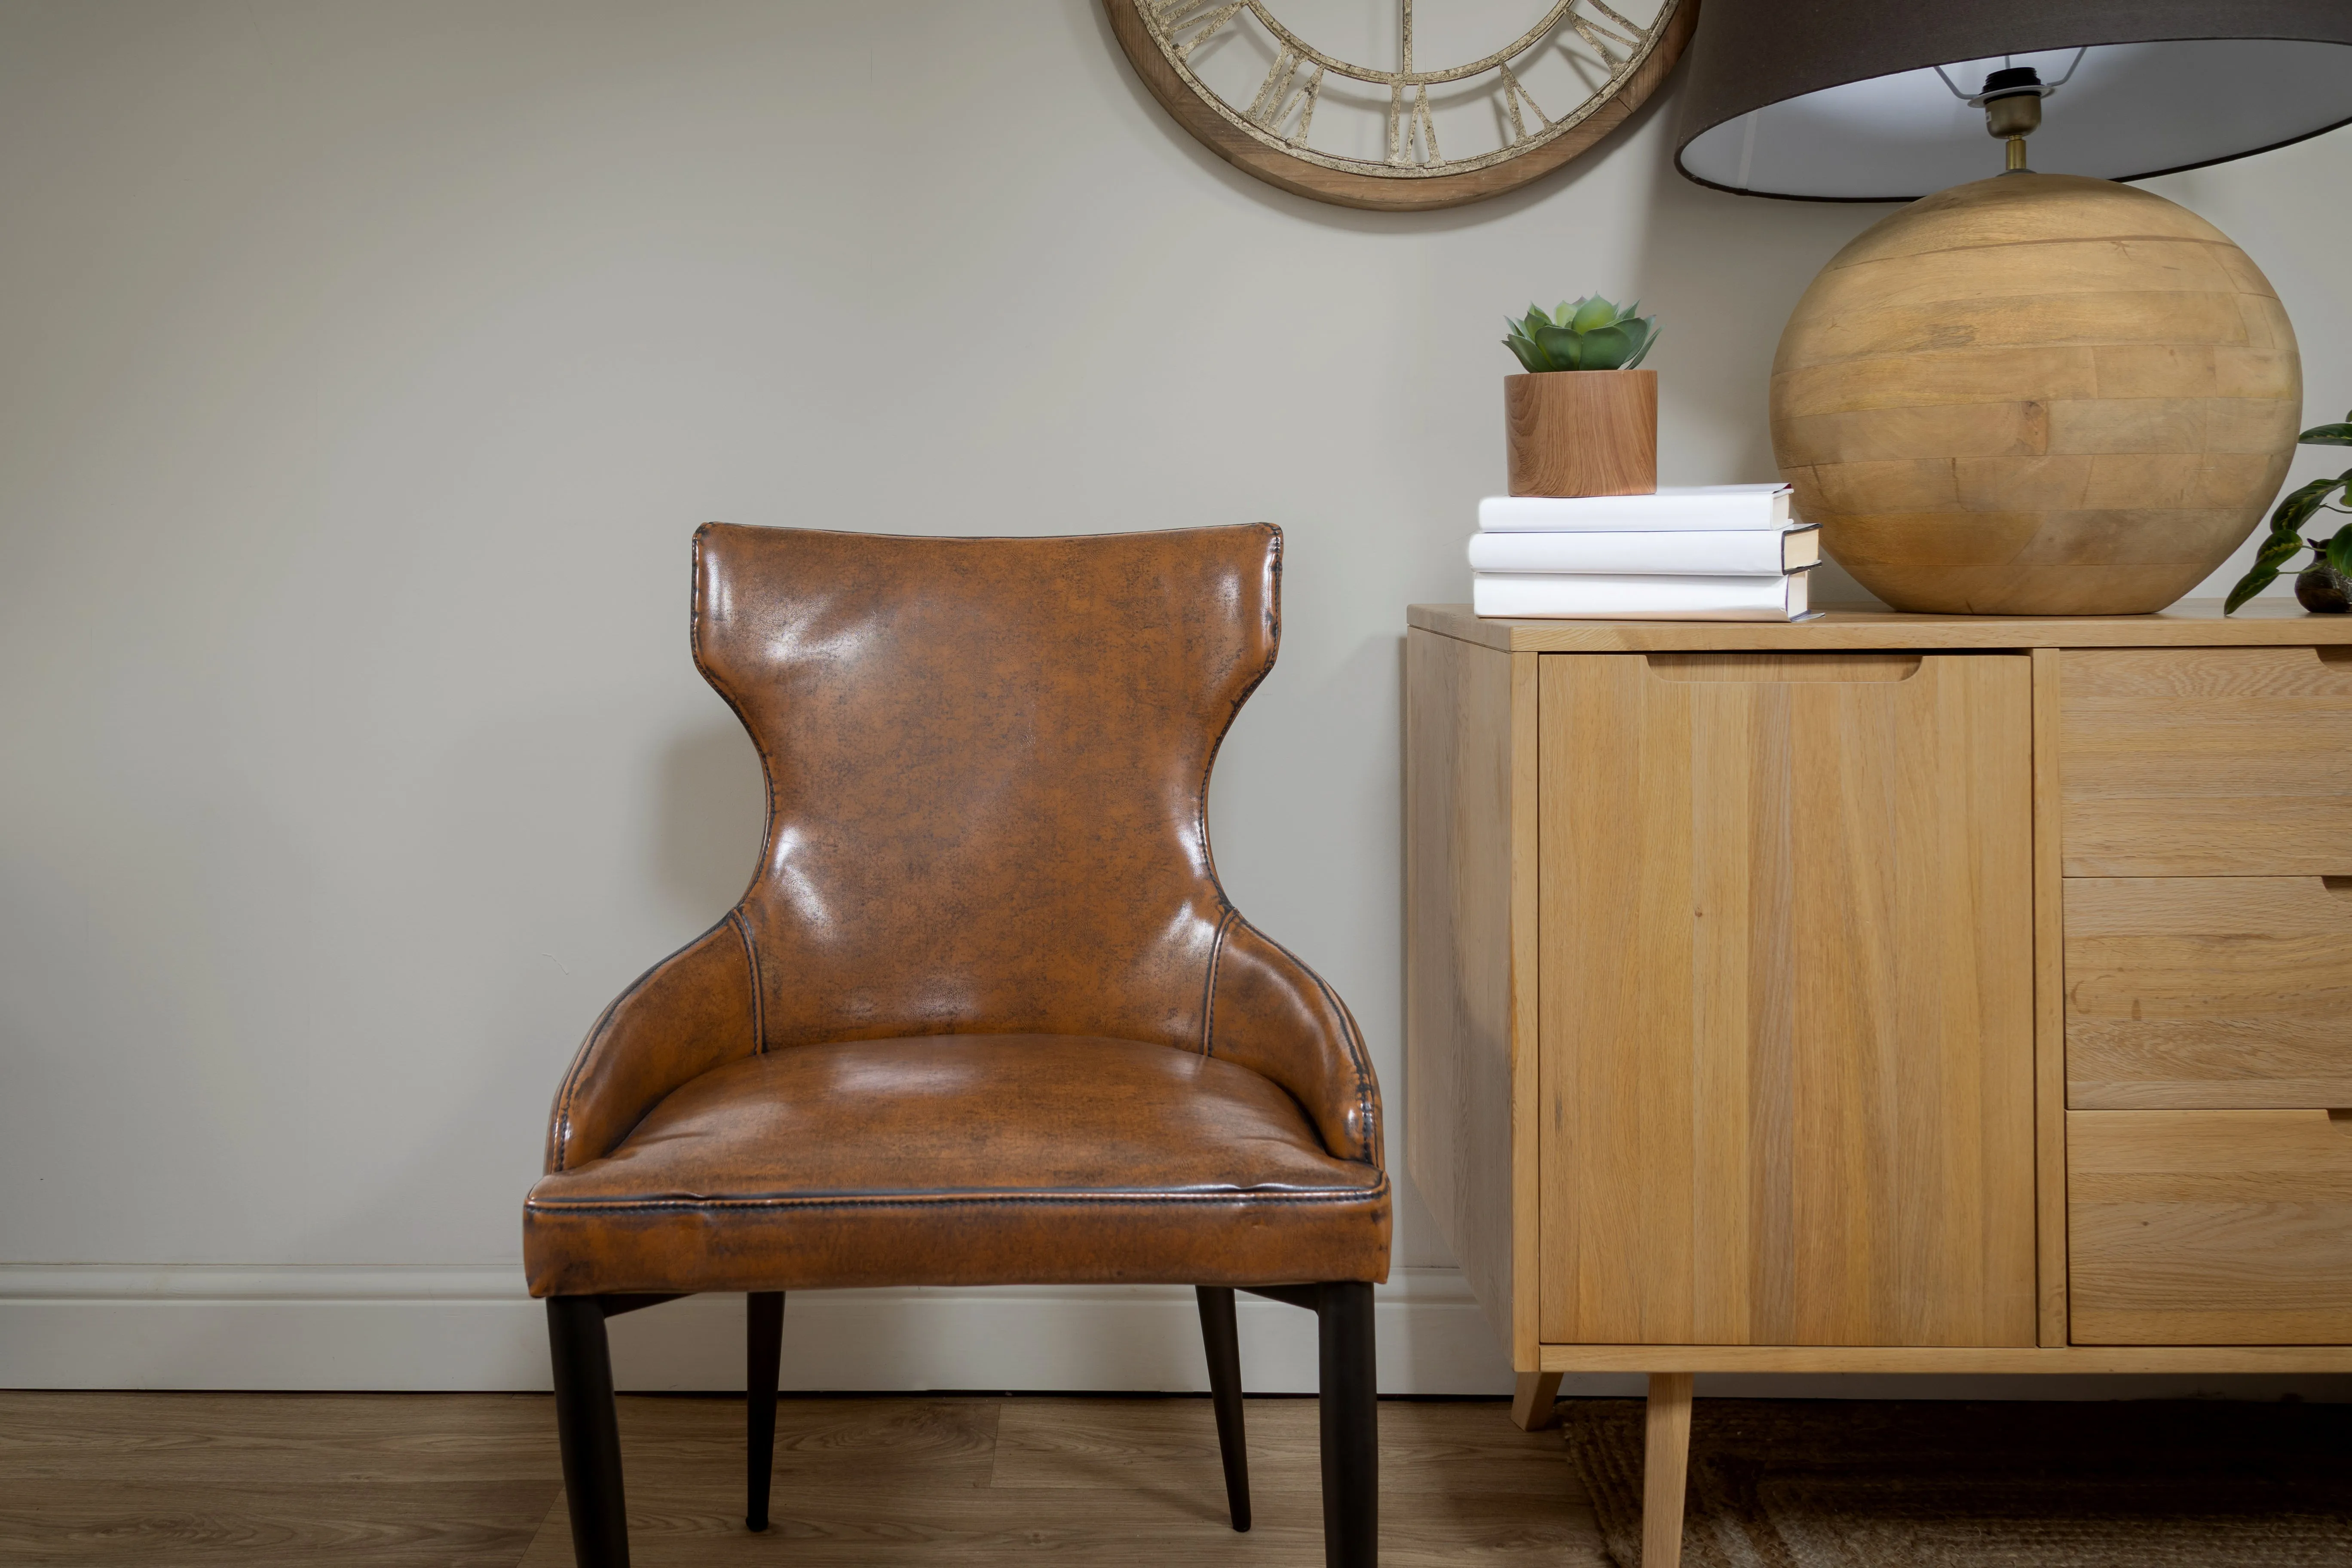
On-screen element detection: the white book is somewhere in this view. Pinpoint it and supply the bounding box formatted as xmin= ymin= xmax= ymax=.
xmin=1473 ymin=570 xmax=1816 ymax=622
xmin=1467 ymin=525 xmax=1819 ymax=576
xmin=1478 ymin=484 xmax=1794 ymax=532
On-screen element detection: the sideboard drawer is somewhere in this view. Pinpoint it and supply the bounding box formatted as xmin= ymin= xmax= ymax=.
xmin=2069 ymin=1109 xmax=2352 ymax=1344
xmin=2061 ymin=646 xmax=2352 ymax=876
xmin=2067 ymin=877 xmax=2352 ymax=1109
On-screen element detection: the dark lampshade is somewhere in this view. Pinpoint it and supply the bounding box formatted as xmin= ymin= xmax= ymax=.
xmin=1674 ymin=0 xmax=2352 ymax=200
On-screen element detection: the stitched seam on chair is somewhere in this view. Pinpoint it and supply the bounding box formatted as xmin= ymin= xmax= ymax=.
xmin=689 ymin=523 xmax=781 ymax=922
xmin=527 ymin=1177 xmax=1389 ymax=1215
xmin=1231 ymin=915 xmax=1378 ymax=1167
xmin=730 ymin=909 xmax=765 ymax=1055
xmin=1192 ymin=525 xmax=1282 ymax=892
xmin=1199 ymin=907 xmax=1234 ymax=1057
xmin=549 ymin=918 xmax=735 ymax=1174
xmin=549 ymin=995 xmax=625 ymax=1176
xmin=1182 ymin=527 xmax=1373 ymax=1161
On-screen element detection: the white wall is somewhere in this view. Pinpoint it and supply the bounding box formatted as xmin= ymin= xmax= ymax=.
xmin=2 ymin=0 xmax=2346 ymax=1394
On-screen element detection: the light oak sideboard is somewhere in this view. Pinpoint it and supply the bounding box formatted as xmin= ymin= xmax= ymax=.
xmin=1404 ymin=602 xmax=2352 ymax=1568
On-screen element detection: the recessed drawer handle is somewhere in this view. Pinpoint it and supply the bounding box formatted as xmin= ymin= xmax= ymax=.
xmin=1647 ymin=653 xmax=1923 ymax=683
xmin=2325 ymin=877 xmax=2352 ymax=898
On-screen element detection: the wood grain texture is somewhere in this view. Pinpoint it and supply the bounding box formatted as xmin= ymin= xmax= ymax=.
xmin=0 ymin=1393 xmax=1603 ymax=1568
xmin=1641 ymin=1375 xmax=1694 ymax=1568
xmin=0 ymin=1479 xmax=558 ymax=1567
xmin=2066 ymin=878 xmax=2352 ymax=1109
xmin=2061 ymin=646 xmax=2352 ymax=876
xmin=1510 ymin=1371 xmax=1563 ymax=1433
xmin=2069 ymin=1109 xmax=2352 ymax=1345
xmin=1537 ymin=1341 xmax=2352 ymax=1372
xmin=1770 ymin=174 xmax=2302 ymax=615
xmin=1647 ymin=652 xmax=1918 ymax=682
xmin=1403 ymin=628 xmax=1531 ymax=1367
xmin=2032 ymin=649 xmax=2069 ymax=1345
xmin=1507 ymin=651 xmax=1543 ymax=1376
xmin=1099 ymin=0 xmax=1698 ymax=213
xmin=1535 ymin=652 xmax=2037 ymax=1347
xmin=1408 ymin=599 xmax=2352 ymax=655
xmin=1503 ymin=371 xmax=1656 ymax=498
xmin=0 ymin=1392 xmax=564 ymax=1483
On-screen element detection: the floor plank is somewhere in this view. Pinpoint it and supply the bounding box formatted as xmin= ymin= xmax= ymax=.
xmin=0 ymin=1479 xmax=558 ymax=1568
xmin=0 ymin=1393 xmax=560 ymax=1482
xmin=0 ymin=1392 xmax=1605 ymax=1568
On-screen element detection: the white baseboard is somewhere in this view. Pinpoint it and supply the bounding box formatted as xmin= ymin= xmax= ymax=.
xmin=0 ymin=1265 xmax=1518 ymax=1394
xmin=6 ymin=1265 xmax=2346 ymax=1402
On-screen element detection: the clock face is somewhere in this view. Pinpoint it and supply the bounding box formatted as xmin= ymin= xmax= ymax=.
xmin=1106 ymin=0 xmax=1697 ymax=210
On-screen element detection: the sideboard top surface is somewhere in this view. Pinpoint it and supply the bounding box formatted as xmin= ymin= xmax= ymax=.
xmin=1410 ymin=600 xmax=2352 ymax=652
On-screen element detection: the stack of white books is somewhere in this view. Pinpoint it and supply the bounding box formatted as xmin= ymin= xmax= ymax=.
xmin=1470 ymin=484 xmax=1822 ymax=621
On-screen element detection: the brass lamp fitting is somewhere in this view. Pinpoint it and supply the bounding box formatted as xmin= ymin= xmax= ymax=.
xmin=1978 ymin=64 xmax=2047 ymax=173
xmin=1985 ymin=91 xmax=2043 ymax=138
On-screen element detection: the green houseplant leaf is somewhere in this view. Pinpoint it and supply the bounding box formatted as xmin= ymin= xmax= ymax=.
xmin=2225 ymin=476 xmax=2352 ymax=612
xmin=2300 ymin=409 xmax=2352 ymax=445
xmin=2225 ymin=565 xmax=2282 ymax=614
xmin=2193 ymin=410 xmax=2352 ymax=614
xmin=2254 ymin=529 xmax=2307 ymax=575
xmin=2276 ymin=477 xmax=2343 ymax=537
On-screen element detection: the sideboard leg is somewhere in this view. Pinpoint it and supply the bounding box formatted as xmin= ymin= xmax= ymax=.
xmin=1642 ymin=1372 xmax=1694 ymax=1568
xmin=1509 ymin=1371 xmax=1563 ymax=1431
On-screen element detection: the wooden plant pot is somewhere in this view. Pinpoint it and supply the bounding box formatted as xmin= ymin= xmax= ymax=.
xmin=1504 ymin=369 xmax=1657 ymax=498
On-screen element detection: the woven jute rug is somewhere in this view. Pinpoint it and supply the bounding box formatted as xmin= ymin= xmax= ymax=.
xmin=1562 ymin=1396 xmax=2352 ymax=1567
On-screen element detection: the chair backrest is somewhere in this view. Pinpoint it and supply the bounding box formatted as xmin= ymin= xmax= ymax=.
xmin=692 ymin=523 xmax=1282 ymax=1054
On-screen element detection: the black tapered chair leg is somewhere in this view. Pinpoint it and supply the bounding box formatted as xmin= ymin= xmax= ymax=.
xmin=1315 ymin=1282 xmax=1378 ymax=1568
xmin=547 ymin=1297 xmax=630 ymax=1568
xmin=1194 ymin=1286 xmax=1251 ymax=1531
xmin=746 ymin=1291 xmax=785 ymax=1531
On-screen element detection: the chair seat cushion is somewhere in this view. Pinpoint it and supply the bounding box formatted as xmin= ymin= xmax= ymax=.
xmin=523 ymin=1034 xmax=1390 ymax=1296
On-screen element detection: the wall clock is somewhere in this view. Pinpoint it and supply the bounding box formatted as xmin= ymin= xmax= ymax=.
xmin=1105 ymin=0 xmax=1698 ymax=210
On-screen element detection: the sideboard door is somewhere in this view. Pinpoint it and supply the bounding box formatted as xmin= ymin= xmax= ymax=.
xmin=1537 ymin=652 xmax=2037 ymax=1347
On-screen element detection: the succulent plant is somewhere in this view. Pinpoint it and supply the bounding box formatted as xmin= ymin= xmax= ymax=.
xmin=1501 ymin=296 xmax=1660 ymax=373
xmin=2225 ymin=410 xmax=2352 ymax=613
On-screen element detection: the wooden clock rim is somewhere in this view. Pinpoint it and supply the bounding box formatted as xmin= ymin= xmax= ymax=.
xmin=1103 ymin=0 xmax=1700 ymax=212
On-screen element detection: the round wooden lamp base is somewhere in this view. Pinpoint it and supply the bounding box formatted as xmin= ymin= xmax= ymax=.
xmin=1770 ymin=174 xmax=2302 ymax=615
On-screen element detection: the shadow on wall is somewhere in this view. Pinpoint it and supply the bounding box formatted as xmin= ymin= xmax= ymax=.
xmin=652 ymin=717 xmax=768 ymax=921
xmin=1630 ymin=126 xmax=1899 ymax=603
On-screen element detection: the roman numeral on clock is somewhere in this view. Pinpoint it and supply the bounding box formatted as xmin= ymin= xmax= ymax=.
xmin=1388 ymin=84 xmax=1439 ymax=166
xmin=1247 ymin=45 xmax=1323 ymax=142
xmin=1568 ymin=0 xmax=1650 ymax=67
xmin=1498 ymin=62 xmax=1552 ymax=146
xmin=1151 ymin=0 xmax=1245 ymax=60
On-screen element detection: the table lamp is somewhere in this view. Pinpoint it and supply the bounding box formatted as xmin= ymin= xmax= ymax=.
xmin=1673 ymin=2 xmax=2352 ymax=615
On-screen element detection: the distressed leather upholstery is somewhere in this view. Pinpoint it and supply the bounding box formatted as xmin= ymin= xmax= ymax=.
xmin=524 ymin=524 xmax=1388 ymax=1298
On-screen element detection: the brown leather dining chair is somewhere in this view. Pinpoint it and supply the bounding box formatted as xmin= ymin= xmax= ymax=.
xmin=522 ymin=523 xmax=1390 ymax=1568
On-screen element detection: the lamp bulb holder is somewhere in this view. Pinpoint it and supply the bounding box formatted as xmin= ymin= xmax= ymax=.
xmin=1975 ymin=65 xmax=2046 ymax=171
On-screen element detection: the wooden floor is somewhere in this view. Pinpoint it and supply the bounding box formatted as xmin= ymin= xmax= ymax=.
xmin=0 ymin=1392 xmax=1603 ymax=1566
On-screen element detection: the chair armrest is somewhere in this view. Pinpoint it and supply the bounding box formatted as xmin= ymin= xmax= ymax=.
xmin=545 ymin=914 xmax=761 ymax=1172
xmin=1207 ymin=917 xmax=1383 ymax=1167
